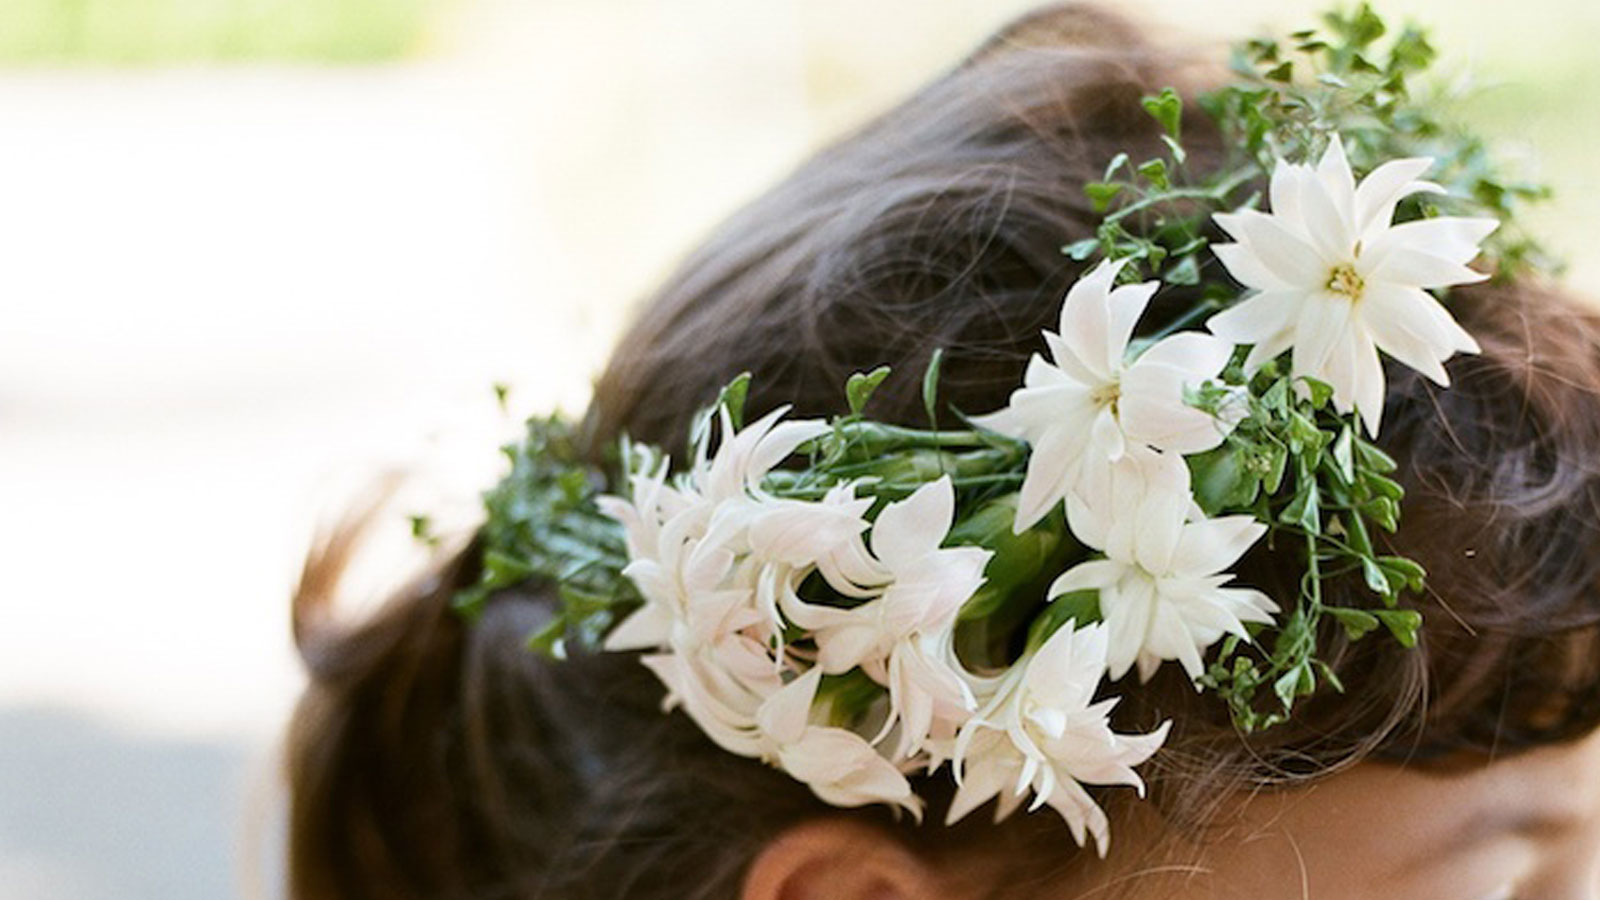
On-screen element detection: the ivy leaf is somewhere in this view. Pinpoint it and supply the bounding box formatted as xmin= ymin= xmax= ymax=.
xmin=846 ymin=366 xmax=891 ymax=415
xmin=1377 ymin=556 xmax=1427 ymax=592
xmin=1280 ymin=480 xmax=1321 ymax=534
xmin=1137 ymin=158 xmax=1170 ymax=190
xmin=1361 ymin=557 xmax=1391 ymax=597
xmin=1374 ymin=609 xmax=1423 ymax=648
xmin=1303 ymin=377 xmax=1335 ymax=410
xmin=1141 ymin=87 xmax=1184 ymax=139
xmin=1085 ymin=181 xmax=1123 ymax=213
xmin=1328 ymin=606 xmax=1381 ymax=640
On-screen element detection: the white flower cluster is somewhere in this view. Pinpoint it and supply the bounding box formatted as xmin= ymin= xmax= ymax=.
xmin=601 ymin=405 xmax=1164 ymax=854
xmin=598 ymin=135 xmax=1492 ymax=854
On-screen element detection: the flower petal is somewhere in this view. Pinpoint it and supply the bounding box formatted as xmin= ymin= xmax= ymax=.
xmin=757 ymin=665 xmax=822 ymax=745
xmin=1351 ymin=156 xmax=1440 ymax=242
xmin=1012 ymin=426 xmax=1081 ymax=534
xmin=1101 ymin=573 xmax=1156 ymax=681
xmin=1213 ymin=242 xmax=1289 ymax=291
xmin=1213 ymin=210 xmax=1328 ymax=285
xmin=870 ymin=477 xmax=954 ymax=568
xmin=1168 ymin=514 xmax=1267 ymax=577
xmin=1056 ymin=259 xmax=1126 ymax=380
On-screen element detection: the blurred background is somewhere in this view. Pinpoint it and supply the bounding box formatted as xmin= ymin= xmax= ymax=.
xmin=1 ymin=0 xmax=1595 ymax=896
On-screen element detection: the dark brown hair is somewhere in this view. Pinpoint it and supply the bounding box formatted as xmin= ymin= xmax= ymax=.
xmin=285 ymin=5 xmax=1600 ymax=898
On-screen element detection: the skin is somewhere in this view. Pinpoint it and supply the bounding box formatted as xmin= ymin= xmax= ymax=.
xmin=744 ymin=727 xmax=1600 ymax=900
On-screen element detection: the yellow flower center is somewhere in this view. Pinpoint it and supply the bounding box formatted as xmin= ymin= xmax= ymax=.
xmin=1091 ymin=380 xmax=1121 ymax=415
xmin=1327 ymin=263 xmax=1366 ymax=302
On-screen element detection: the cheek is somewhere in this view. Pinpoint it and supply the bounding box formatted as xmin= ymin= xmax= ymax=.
xmin=1174 ymin=822 xmax=1537 ymax=900
xmin=1397 ymin=840 xmax=1537 ymax=900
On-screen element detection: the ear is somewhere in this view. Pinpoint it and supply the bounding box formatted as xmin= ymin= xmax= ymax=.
xmin=741 ymin=819 xmax=953 ymax=900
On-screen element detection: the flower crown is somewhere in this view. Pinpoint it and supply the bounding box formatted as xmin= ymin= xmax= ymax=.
xmin=450 ymin=6 xmax=1550 ymax=856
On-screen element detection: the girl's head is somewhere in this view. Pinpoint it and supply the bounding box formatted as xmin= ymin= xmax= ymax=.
xmin=287 ymin=5 xmax=1600 ymax=898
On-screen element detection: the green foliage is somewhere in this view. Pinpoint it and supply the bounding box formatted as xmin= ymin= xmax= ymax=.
xmin=1069 ymin=3 xmax=1554 ymax=289
xmin=453 ymin=415 xmax=637 ymax=658
xmin=1202 ymin=3 xmax=1555 ymax=278
xmin=1187 ymin=361 xmax=1425 ymax=730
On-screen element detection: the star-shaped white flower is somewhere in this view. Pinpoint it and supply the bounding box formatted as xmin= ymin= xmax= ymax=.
xmin=778 ymin=477 xmax=991 ymax=760
xmin=973 ymin=258 xmax=1236 ymax=533
xmin=1208 ymin=135 xmax=1496 ymax=434
xmin=1054 ymin=452 xmax=1277 ymax=683
xmin=599 ymin=405 xmax=833 ymax=653
xmin=947 ymin=621 xmax=1169 ymax=855
xmin=756 ymin=666 xmax=922 ymax=816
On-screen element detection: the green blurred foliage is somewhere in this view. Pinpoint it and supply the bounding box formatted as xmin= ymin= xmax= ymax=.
xmin=0 ymin=0 xmax=439 ymax=63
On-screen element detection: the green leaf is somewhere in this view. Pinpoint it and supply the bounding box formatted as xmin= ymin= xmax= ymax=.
xmin=845 ymin=366 xmax=891 ymax=415
xmin=1063 ymin=237 xmax=1100 ymax=261
xmin=1361 ymin=557 xmax=1391 ymax=597
xmin=1280 ymin=481 xmax=1321 ymax=534
xmin=1360 ymin=497 xmax=1399 ymax=532
xmin=1332 ymin=3 xmax=1387 ymax=47
xmin=1273 ymin=664 xmax=1313 ymax=709
xmin=1303 ymin=377 xmax=1335 ymax=410
xmin=1263 ymin=444 xmax=1289 ymax=494
xmin=1374 ymin=609 xmax=1423 ymax=648
xmin=1261 ymin=377 xmax=1290 ymax=414
xmin=1264 ymin=61 xmax=1294 ymax=83
xmin=1328 ymin=606 xmax=1381 ymax=640
xmin=492 ymin=382 xmax=511 ymax=411
xmin=1102 ymin=152 xmax=1130 ymax=181
xmin=1030 ymin=590 xmax=1102 ymax=648
xmin=1354 ymin=440 xmax=1398 ymax=474
xmin=1142 ymin=87 xmax=1184 ymax=138
xmin=1367 ymin=474 xmax=1405 ymax=502
xmin=526 ymin=614 xmax=569 ymax=659
xmin=1330 ymin=425 xmax=1355 ymax=485
xmin=1137 ymin=158 xmax=1170 ymax=190
xmin=1377 ymin=556 xmax=1427 ymax=592
xmin=922 ymin=348 xmax=945 ymax=430
xmin=1166 ymin=254 xmax=1201 ymax=286
xmin=1285 ymin=410 xmax=1323 ymax=453
xmin=1188 ymin=444 xmax=1260 ymax=515
xmin=718 ymin=372 xmax=753 ymax=430
xmin=1085 ymin=181 xmax=1123 ymax=213
xmin=1160 ymin=134 xmax=1188 ymax=165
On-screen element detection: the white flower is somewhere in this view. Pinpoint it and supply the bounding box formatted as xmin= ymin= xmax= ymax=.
xmin=974 ymin=258 xmax=1236 ymax=533
xmin=947 ymin=622 xmax=1169 ymax=855
xmin=1208 ymin=135 xmax=1496 ymax=434
xmin=641 ymin=639 xmax=783 ymax=758
xmin=690 ymin=405 xmax=832 ymax=503
xmin=756 ymin=666 xmax=923 ymax=817
xmin=779 ymin=477 xmax=991 ymax=760
xmin=1053 ymin=453 xmax=1277 ymax=683
xmin=599 ymin=405 xmax=833 ymax=653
